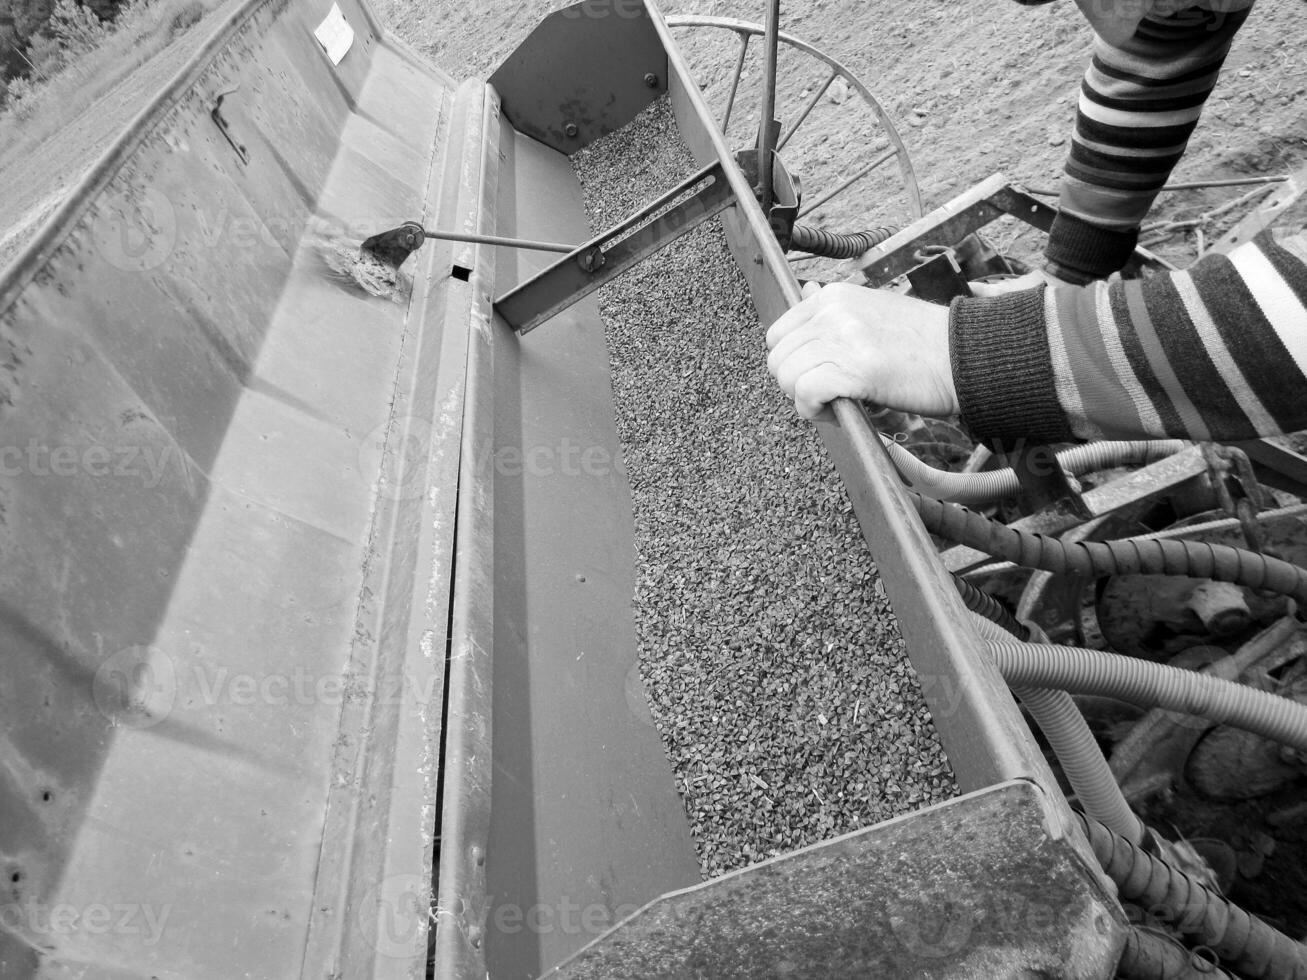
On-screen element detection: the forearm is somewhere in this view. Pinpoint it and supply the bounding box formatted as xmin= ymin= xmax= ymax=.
xmin=951 ymin=229 xmax=1307 ymax=448
xmin=1047 ymin=2 xmax=1253 ymax=284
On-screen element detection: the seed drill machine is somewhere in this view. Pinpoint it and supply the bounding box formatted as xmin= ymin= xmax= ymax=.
xmin=2 ymin=0 xmax=1306 ymax=978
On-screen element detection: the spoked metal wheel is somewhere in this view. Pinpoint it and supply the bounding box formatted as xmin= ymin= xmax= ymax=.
xmin=666 ymin=15 xmax=923 ymax=271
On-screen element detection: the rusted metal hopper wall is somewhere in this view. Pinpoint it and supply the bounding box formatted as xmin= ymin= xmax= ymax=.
xmin=0 ymin=0 xmax=454 ymax=974
xmin=476 ymin=3 xmax=1128 ymax=977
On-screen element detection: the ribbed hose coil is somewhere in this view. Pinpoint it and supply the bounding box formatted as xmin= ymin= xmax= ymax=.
xmin=1079 ymin=813 xmax=1307 ymax=980
xmin=913 ymin=492 xmax=1307 ymax=607
xmin=789 ymin=224 xmax=897 ymax=259
xmin=1119 ymin=928 xmax=1235 ymax=980
xmin=952 ymin=575 xmax=1030 ymax=640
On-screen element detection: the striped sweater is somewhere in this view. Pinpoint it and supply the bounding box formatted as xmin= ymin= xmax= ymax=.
xmin=949 ymin=228 xmax=1307 ymax=449
xmin=1045 ymin=1 xmax=1255 ymax=284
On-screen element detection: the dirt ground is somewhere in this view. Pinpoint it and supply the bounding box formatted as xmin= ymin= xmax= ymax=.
xmin=371 ymin=0 xmax=1307 ymax=272
xmin=5 ymin=1 xmax=1303 ymax=268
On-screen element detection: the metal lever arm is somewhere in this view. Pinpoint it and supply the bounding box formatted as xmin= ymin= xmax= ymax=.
xmin=756 ymin=0 xmax=782 ymax=213
xmin=496 ymin=161 xmax=736 ymax=335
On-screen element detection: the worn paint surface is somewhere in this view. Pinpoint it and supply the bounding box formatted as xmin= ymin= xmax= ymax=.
xmin=545 ymin=782 xmax=1127 ymax=980
xmin=0 ymin=0 xmax=458 ymax=976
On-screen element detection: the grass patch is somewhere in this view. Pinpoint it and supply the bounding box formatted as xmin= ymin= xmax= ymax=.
xmin=0 ymin=0 xmax=218 ymax=174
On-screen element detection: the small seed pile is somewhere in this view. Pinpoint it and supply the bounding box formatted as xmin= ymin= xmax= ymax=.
xmin=573 ymin=98 xmax=956 ymax=879
xmin=308 ymin=224 xmax=405 ymax=301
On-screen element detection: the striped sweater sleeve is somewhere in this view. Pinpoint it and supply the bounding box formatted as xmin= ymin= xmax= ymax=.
xmin=949 ymin=228 xmax=1307 ymax=449
xmin=1045 ymin=2 xmax=1254 ymax=285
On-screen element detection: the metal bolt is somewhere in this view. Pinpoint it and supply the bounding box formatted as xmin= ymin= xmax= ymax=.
xmin=564 ymin=122 xmax=579 ymax=138
xmin=578 ymin=247 xmax=605 ymax=273
xmin=643 ymin=72 xmax=659 ymax=88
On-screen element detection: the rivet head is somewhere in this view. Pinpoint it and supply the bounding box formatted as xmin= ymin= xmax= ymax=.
xmin=643 ymin=72 xmax=659 ymax=87
xmin=564 ymin=122 xmax=579 ymax=138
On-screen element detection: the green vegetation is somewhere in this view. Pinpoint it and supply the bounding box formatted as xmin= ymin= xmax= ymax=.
xmin=2 ymin=0 xmax=119 ymax=90
xmin=1 ymin=0 xmax=207 ymax=112
xmin=0 ymin=0 xmax=210 ymax=155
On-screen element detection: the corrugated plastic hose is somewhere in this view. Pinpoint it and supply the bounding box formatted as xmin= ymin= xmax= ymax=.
xmin=1020 ymin=685 xmax=1148 ymax=843
xmin=987 ymin=639 xmax=1307 ymax=752
xmin=884 ymin=439 xmax=1187 ymax=505
xmin=913 ymin=491 xmax=1307 ymax=607
xmin=938 ymin=476 xmax=1307 ymax=969
xmin=789 ymin=224 xmax=897 ymax=259
xmin=970 ymin=614 xmax=1146 ymax=843
xmin=1078 ymin=812 xmax=1307 ymax=980
xmin=1119 ymin=928 xmax=1235 ymax=980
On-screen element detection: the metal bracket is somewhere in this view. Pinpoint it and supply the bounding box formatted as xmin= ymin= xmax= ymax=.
xmin=496 ymin=161 xmax=735 ymax=335
xmin=1235 ymin=438 xmax=1307 ymax=499
xmin=1008 ymin=443 xmax=1092 ymax=520
xmin=210 ymin=83 xmax=249 ymax=165
xmin=859 ymin=174 xmax=1173 ymax=288
xmin=1210 ymin=164 xmax=1304 ymax=254
xmin=734 ymin=148 xmax=799 ymax=251
xmin=905 ymin=248 xmax=971 ymax=304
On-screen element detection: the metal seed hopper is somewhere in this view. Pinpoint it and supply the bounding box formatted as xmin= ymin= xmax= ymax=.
xmin=5 ymin=0 xmax=1307 ymax=977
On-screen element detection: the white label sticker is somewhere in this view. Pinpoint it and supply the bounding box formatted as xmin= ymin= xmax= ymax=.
xmin=314 ymin=3 xmax=354 ymax=66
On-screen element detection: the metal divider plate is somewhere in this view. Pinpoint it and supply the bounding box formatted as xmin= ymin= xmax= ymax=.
xmin=477 ymin=103 xmax=703 ymax=980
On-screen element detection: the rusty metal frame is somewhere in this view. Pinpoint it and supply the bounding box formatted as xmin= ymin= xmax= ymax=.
xmin=1237 ymin=438 xmax=1307 ymax=499
xmin=472 ymin=6 xmax=1126 ymax=975
xmin=859 ymin=174 xmax=1175 ymax=288
xmin=477 ymin=10 xmax=1132 ymax=972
